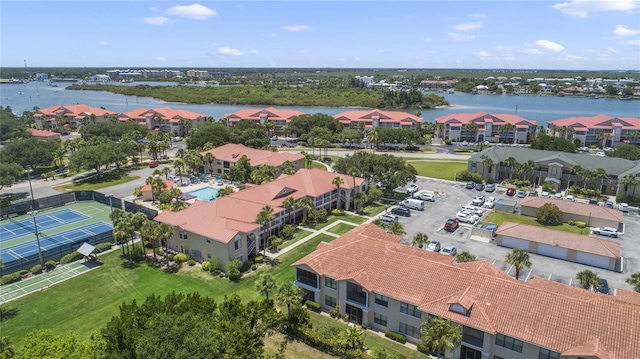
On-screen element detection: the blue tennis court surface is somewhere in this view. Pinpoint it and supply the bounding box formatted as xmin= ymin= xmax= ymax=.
xmin=0 ymin=221 xmax=113 ymax=263
xmin=0 ymin=208 xmax=89 ymax=242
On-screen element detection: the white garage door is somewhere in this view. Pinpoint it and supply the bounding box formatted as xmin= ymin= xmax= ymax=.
xmin=576 ymin=252 xmax=610 ymax=269
xmin=501 ymin=236 xmax=530 ymax=250
xmin=537 ymin=244 xmax=568 ymax=260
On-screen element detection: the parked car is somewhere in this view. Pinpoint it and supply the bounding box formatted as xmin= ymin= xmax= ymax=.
xmin=619 ymin=203 xmax=629 ymax=213
xmin=444 ymin=219 xmax=459 ymax=232
xmin=441 ymin=245 xmax=457 ymax=256
xmin=173 ymin=136 xmax=183 ymax=142
xmin=401 ymin=199 xmax=425 ymax=211
xmin=506 ymin=188 xmax=516 ymax=196
xmin=589 ymin=198 xmax=599 ymax=205
xmin=554 ymin=192 xmax=563 ymax=200
xmin=415 ymin=193 xmax=435 ymax=202
xmin=391 ymin=207 xmax=411 ymax=217
xmin=528 ymin=190 xmax=538 ymax=196
xmin=379 ymin=214 xmax=399 ymax=224
xmin=516 ymin=190 xmax=526 ymax=198
xmin=465 ymin=181 xmax=476 ymax=189
xmin=471 ymin=194 xmax=485 ymax=206
xmin=484 ymin=197 xmax=496 ymax=209
xmin=462 ymin=206 xmax=485 ymax=217
xmin=376 ymin=182 xmax=391 ymax=190
xmin=564 ymin=195 xmax=575 ymax=202
xmin=596 ymin=151 xmax=606 ymax=157
xmin=485 ymin=184 xmax=496 ymax=193
xmin=406 ymin=184 xmax=419 ymax=194
xmin=426 ymin=241 xmax=441 ymax=252
xmin=605 ymin=201 xmax=614 ymax=208
xmin=597 ymin=278 xmax=610 ymax=294
xmin=168 ymin=174 xmax=180 ymax=181
xmin=149 ymin=161 xmax=159 ymax=168
xmin=591 ymin=227 xmax=618 ymax=238
xmin=456 ymin=212 xmax=476 ymax=224
xmin=475 ymin=183 xmax=485 ymax=191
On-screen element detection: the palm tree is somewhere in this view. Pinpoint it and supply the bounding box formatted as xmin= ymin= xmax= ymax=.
xmin=354 ymin=193 xmax=367 ymax=214
xmin=481 ymin=157 xmax=494 ymax=180
xmin=626 ymin=272 xmax=640 ymax=292
xmin=504 ymin=248 xmax=532 ymax=280
xmin=576 ymin=269 xmax=601 ymax=290
xmin=276 ymin=281 xmax=302 ymax=323
xmin=420 ymin=317 xmax=462 ymax=359
xmin=620 ymin=174 xmax=640 ymax=197
xmin=203 ymin=152 xmax=215 ymax=174
xmin=412 ymin=232 xmax=429 ymax=248
xmin=255 ymin=273 xmax=276 ymax=304
xmin=503 ymin=157 xmax=519 ymax=181
xmin=339 ymin=325 xmax=365 ymax=351
xmin=386 ymin=222 xmax=406 ymax=236
xmin=264 ymin=121 xmax=275 ymax=137
xmin=161 ymin=167 xmax=172 ymax=180
xmin=145 ymin=176 xmax=166 ymax=202
xmin=294 ymin=197 xmax=314 ymax=223
xmin=522 ymin=160 xmax=537 ymax=181
xmin=455 ymin=250 xmax=477 ymax=263
xmin=158 ymin=223 xmax=174 ymax=257
xmin=173 ymin=159 xmax=185 ymax=184
xmin=366 ymin=128 xmax=380 ymax=150
xmin=283 ymin=196 xmax=296 ymax=224
xmin=332 ymin=176 xmax=344 ymax=210
xmin=139 ymin=219 xmax=160 ymax=260
xmin=593 ymin=168 xmax=609 ymax=189
xmin=281 ymin=160 xmax=296 ymax=175
xmin=178 ymin=118 xmax=192 ymax=136
xmin=113 ymin=220 xmax=135 ymax=260
xmin=255 ymin=205 xmax=275 ymax=255
xmin=462 ymin=122 xmax=479 ymax=142
xmin=0 ymin=258 xmax=4 ymax=278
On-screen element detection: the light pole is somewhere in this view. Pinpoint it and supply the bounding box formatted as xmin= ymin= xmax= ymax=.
xmin=27 ymin=168 xmax=36 ymax=211
xmin=107 ymin=193 xmax=114 ymax=212
xmin=28 ymin=210 xmax=46 ymax=269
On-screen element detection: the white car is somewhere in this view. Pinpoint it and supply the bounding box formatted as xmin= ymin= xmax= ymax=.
xmin=591 ymin=227 xmax=619 ymax=238
xmin=379 ymin=214 xmax=399 ymax=223
xmin=462 ymin=206 xmax=484 ymax=217
xmin=619 ymin=203 xmax=629 ymax=213
xmin=456 ymin=211 xmax=478 ymax=224
xmin=406 ymin=184 xmax=419 ymax=194
xmin=471 ymin=194 xmax=485 ymax=206
xmin=484 ymin=197 xmax=496 ymax=209
xmin=564 ymin=195 xmax=575 ymax=202
xmin=596 ymin=151 xmax=605 ymax=157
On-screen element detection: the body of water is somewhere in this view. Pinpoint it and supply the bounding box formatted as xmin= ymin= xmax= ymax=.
xmin=1 ymin=81 xmax=638 ymax=126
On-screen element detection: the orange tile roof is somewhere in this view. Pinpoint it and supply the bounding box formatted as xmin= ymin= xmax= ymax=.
xmin=615 ymin=288 xmax=640 ymax=306
xmin=223 ymin=107 xmax=306 ymax=123
xmin=334 ymin=109 xmax=422 ymax=124
xmin=34 ymin=104 xmax=117 ymax=118
xmin=549 ymin=115 xmax=640 ymax=130
xmin=199 ymin=143 xmax=304 ymax=167
xmin=293 ymin=223 xmax=640 ymax=357
xmin=435 ymin=111 xmax=536 ymax=127
xmin=496 ymin=222 xmax=620 ymax=258
xmin=31 ymin=129 xmax=60 ymax=137
xmin=520 ymin=197 xmax=623 ymax=223
xmin=141 ymin=179 xmax=174 ymax=193
xmin=119 ymin=107 xmax=206 ymax=121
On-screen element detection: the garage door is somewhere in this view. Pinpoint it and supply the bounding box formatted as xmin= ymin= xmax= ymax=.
xmin=501 ymin=236 xmax=530 ymax=250
xmin=537 ymin=244 xmax=568 ymax=260
xmin=576 ymin=252 xmax=610 ymax=269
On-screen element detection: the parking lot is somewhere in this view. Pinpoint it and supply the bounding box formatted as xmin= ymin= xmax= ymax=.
xmin=385 ymin=176 xmax=640 ymax=293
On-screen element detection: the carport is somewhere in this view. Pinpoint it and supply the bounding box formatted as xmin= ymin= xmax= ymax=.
xmin=495 ymin=222 xmax=621 ymax=272
xmin=519 ymin=197 xmax=624 ymax=232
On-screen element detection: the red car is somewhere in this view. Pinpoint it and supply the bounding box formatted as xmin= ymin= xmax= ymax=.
xmin=506 ymin=187 xmax=516 ymax=196
xmin=444 ymin=218 xmax=460 ymax=232
xmin=149 ymin=161 xmax=159 ymax=168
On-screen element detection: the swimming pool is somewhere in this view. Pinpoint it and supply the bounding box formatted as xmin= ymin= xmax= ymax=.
xmin=187 ymin=186 xmax=219 ymax=201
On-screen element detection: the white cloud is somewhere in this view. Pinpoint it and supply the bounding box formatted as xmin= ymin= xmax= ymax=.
xmin=473 ymin=50 xmax=492 ymax=58
xmin=469 ymin=13 xmax=487 ymax=18
xmin=282 ymin=25 xmax=311 ymax=32
xmin=520 ymin=49 xmax=542 ymax=54
xmin=218 ymin=47 xmax=245 ymax=56
xmin=606 ymin=47 xmax=620 ymax=53
xmin=455 ymin=22 xmax=483 ymax=31
xmin=552 ymin=0 xmax=640 ymax=18
xmin=377 ymin=49 xmax=385 ymax=53
xmin=156 ymin=57 xmax=168 ymax=62
xmin=559 ymin=54 xmax=587 ymax=62
xmin=525 ymin=39 xmax=565 ymax=53
xmin=144 ymin=16 xmax=169 ymax=25
xmin=251 ymin=49 xmax=260 ymax=54
xmin=628 ymin=39 xmax=640 ymax=47
xmin=613 ymin=25 xmax=640 ymax=37
xmin=99 ymin=41 xmax=109 ymax=46
xmin=167 ymin=4 xmax=216 ymax=20
xmin=449 ymin=32 xmax=476 ymax=41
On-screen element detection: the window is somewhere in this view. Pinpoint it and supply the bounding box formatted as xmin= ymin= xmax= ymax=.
xmin=325 ymin=295 xmax=336 ymax=307
xmin=207 ymin=253 xmax=211 ymax=259
xmin=375 ymin=293 xmax=388 ymax=307
xmin=400 ymin=302 xmax=421 ymax=319
xmin=206 ymin=238 xmax=211 ymax=243
xmin=296 ymin=269 xmax=318 ymax=288
xmin=539 ymin=348 xmax=560 ymax=359
xmin=325 ymin=277 xmax=337 ymax=289
xmin=495 ymin=334 xmax=523 ymax=353
xmin=234 ymin=238 xmax=242 ymax=250
xmin=398 ymin=322 xmax=420 ymax=338
xmin=374 ymin=313 xmax=387 ymax=326
xmin=462 ymin=326 xmax=484 ymax=348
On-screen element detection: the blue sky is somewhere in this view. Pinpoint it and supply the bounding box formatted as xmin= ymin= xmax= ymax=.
xmin=1 ymin=1 xmax=639 ymax=70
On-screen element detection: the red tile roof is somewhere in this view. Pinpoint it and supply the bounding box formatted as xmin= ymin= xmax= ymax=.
xmin=141 ymin=179 xmax=175 ymax=193
xmin=34 ymin=104 xmax=117 ymax=118
xmin=31 ymin=129 xmax=60 ymax=137
xmin=520 ymin=196 xmax=623 ymax=222
xmin=294 ymin=223 xmax=640 ymax=357
xmin=223 ymin=107 xmax=305 ymax=123
xmin=200 ymin=143 xmax=304 ymax=167
xmin=119 ymin=107 xmax=206 ymax=121
xmin=435 ymin=111 xmax=536 ymax=127
xmin=334 ymin=109 xmax=422 ymax=124
xmin=615 ymin=288 xmax=640 ymax=306
xmin=496 ymin=222 xmax=620 ymax=258
xmin=549 ymin=115 xmax=640 ymax=130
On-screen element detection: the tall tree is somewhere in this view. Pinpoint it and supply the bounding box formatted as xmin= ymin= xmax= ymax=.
xmin=332 ymin=176 xmax=344 ymax=210
xmin=412 ymin=232 xmax=429 ymax=248
xmin=455 ymin=250 xmax=477 ymax=263
xmin=294 ymin=197 xmax=314 ymax=223
xmin=255 ymin=205 xmax=275 ymax=255
xmin=255 ymin=273 xmax=276 ymax=304
xmin=504 ymin=248 xmax=532 ymax=280
xmin=276 ymin=281 xmax=302 ymax=323
xmin=575 ymin=269 xmax=601 ymax=290
xmin=283 ymin=196 xmax=296 ymax=224
xmin=419 ymin=317 xmax=462 ymax=359
xmin=503 ymin=157 xmax=519 ymax=181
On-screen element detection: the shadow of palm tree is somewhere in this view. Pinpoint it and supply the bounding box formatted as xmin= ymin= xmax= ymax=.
xmin=0 ymin=307 xmax=19 ymax=321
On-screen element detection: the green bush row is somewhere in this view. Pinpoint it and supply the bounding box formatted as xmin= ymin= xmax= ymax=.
xmin=95 ymin=242 xmax=113 ymax=252
xmin=305 ymin=301 xmax=321 ymax=312
xmin=0 ymin=272 xmax=21 ymax=285
xmin=384 ymin=330 xmax=407 ymax=344
xmin=31 ymin=264 xmax=43 ymax=274
xmin=60 ymin=251 xmax=84 ymax=264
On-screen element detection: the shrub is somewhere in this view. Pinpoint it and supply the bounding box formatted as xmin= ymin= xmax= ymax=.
xmin=155 ymin=247 xmax=164 ymax=256
xmin=254 ymin=255 xmax=264 ymax=264
xmin=45 ymin=261 xmax=57 ymax=270
xmin=542 ymin=183 xmax=555 ymax=192
xmin=173 ymin=253 xmax=190 ymax=263
xmin=270 ymin=237 xmax=283 ymax=250
xmin=361 ymin=323 xmax=367 ymax=330
xmin=280 ymin=224 xmax=296 ymax=240
xmin=444 ymin=139 xmax=453 ymax=145
xmin=329 ymin=305 xmax=341 ymax=318
xmin=202 ymin=260 xmax=213 ymax=271
xmin=457 ymin=170 xmax=482 ymax=183
xmin=535 ymin=203 xmax=562 ymax=226
xmin=568 ymin=220 xmax=576 ymax=226
xmin=94 ymin=242 xmax=113 ymax=252
xmin=384 ymin=331 xmax=407 ymax=344
xmin=30 ymin=264 xmax=43 ymax=274
xmin=575 ymin=221 xmax=587 ymax=228
xmin=0 ymin=272 xmax=22 ymax=285
xmin=405 ymin=145 xmax=420 ymax=151
xmin=167 ymin=254 xmax=175 ymax=261
xmin=331 ymin=209 xmax=345 ymax=216
xmin=209 ymin=258 xmax=220 ymax=271
xmin=227 ymin=258 xmax=242 ymax=272
xmin=219 ymin=272 xmax=226 ymax=278
xmin=308 ymin=208 xmax=328 ymax=224
xmin=60 ymin=251 xmax=83 ymax=264
xmin=251 ymin=264 xmax=257 ymax=271
xmin=19 ymin=270 xmax=29 ymax=277
xmin=187 ymin=259 xmax=196 ymax=266
xmin=239 ymin=259 xmax=254 ymax=272
xmin=227 ymin=269 xmax=242 ymax=281
xmin=305 ymin=301 xmax=321 ymax=312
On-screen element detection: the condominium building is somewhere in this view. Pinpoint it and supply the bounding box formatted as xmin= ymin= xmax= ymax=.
xmin=222 ymin=107 xmax=306 ymax=134
xmin=333 ymin=109 xmax=422 ymax=130
xmin=199 ymin=143 xmax=304 ymax=176
xmin=33 ymin=104 xmax=118 ymax=130
xmin=118 ymin=107 xmax=207 ymax=135
xmin=547 ymin=115 xmax=640 ymax=148
xmin=293 ymin=223 xmax=640 ymax=359
xmin=435 ymin=112 xmax=537 ymax=144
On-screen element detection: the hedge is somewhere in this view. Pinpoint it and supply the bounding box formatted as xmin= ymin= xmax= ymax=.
xmin=305 ymin=301 xmax=321 ymax=312
xmin=45 ymin=260 xmax=57 ymax=270
xmin=30 ymin=264 xmax=43 ymax=274
xmin=0 ymin=272 xmax=22 ymax=285
xmin=173 ymin=253 xmax=190 ymax=263
xmin=60 ymin=251 xmax=84 ymax=264
xmin=95 ymin=242 xmax=113 ymax=252
xmin=384 ymin=330 xmax=407 ymax=344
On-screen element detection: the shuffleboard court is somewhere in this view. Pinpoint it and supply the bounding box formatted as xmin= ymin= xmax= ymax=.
xmin=0 ymin=221 xmax=112 ymax=262
xmin=0 ymin=208 xmax=89 ymax=242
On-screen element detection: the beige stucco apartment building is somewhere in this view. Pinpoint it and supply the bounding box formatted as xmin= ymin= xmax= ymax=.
xmin=118 ymin=107 xmax=207 ymax=135
xmin=199 ymin=143 xmax=305 ymax=177
xmin=34 ymin=104 xmax=118 ymax=130
xmin=293 ymin=223 xmax=640 ymax=359
xmin=435 ymin=112 xmax=537 ymax=144
xmin=333 ymin=109 xmax=422 ymax=130
xmin=222 ymin=107 xmax=306 ymax=134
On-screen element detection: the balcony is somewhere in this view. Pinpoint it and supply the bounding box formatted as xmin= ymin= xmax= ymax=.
xmin=296 ymin=269 xmax=319 ymax=289
xmin=346 ymin=282 xmax=368 ymax=307
xmin=530 ymin=170 xmax=548 ymax=177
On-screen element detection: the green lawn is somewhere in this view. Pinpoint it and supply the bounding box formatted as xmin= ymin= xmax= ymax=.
xmin=360 ymin=201 xmax=386 ymax=217
xmin=310 ymin=161 xmax=328 ymax=171
xmin=326 ymin=222 xmax=357 ymax=235
xmin=278 ymin=229 xmax=313 ymax=250
xmin=57 ymin=174 xmax=140 ymax=191
xmin=484 ymin=211 xmax=590 ymax=235
xmin=305 ymin=214 xmax=368 ymax=230
xmin=407 ymin=160 xmax=468 ymax=181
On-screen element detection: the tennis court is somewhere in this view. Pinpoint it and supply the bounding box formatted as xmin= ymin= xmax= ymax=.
xmin=0 ymin=208 xmax=90 ymax=242
xmin=0 ymin=222 xmax=113 ymax=263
